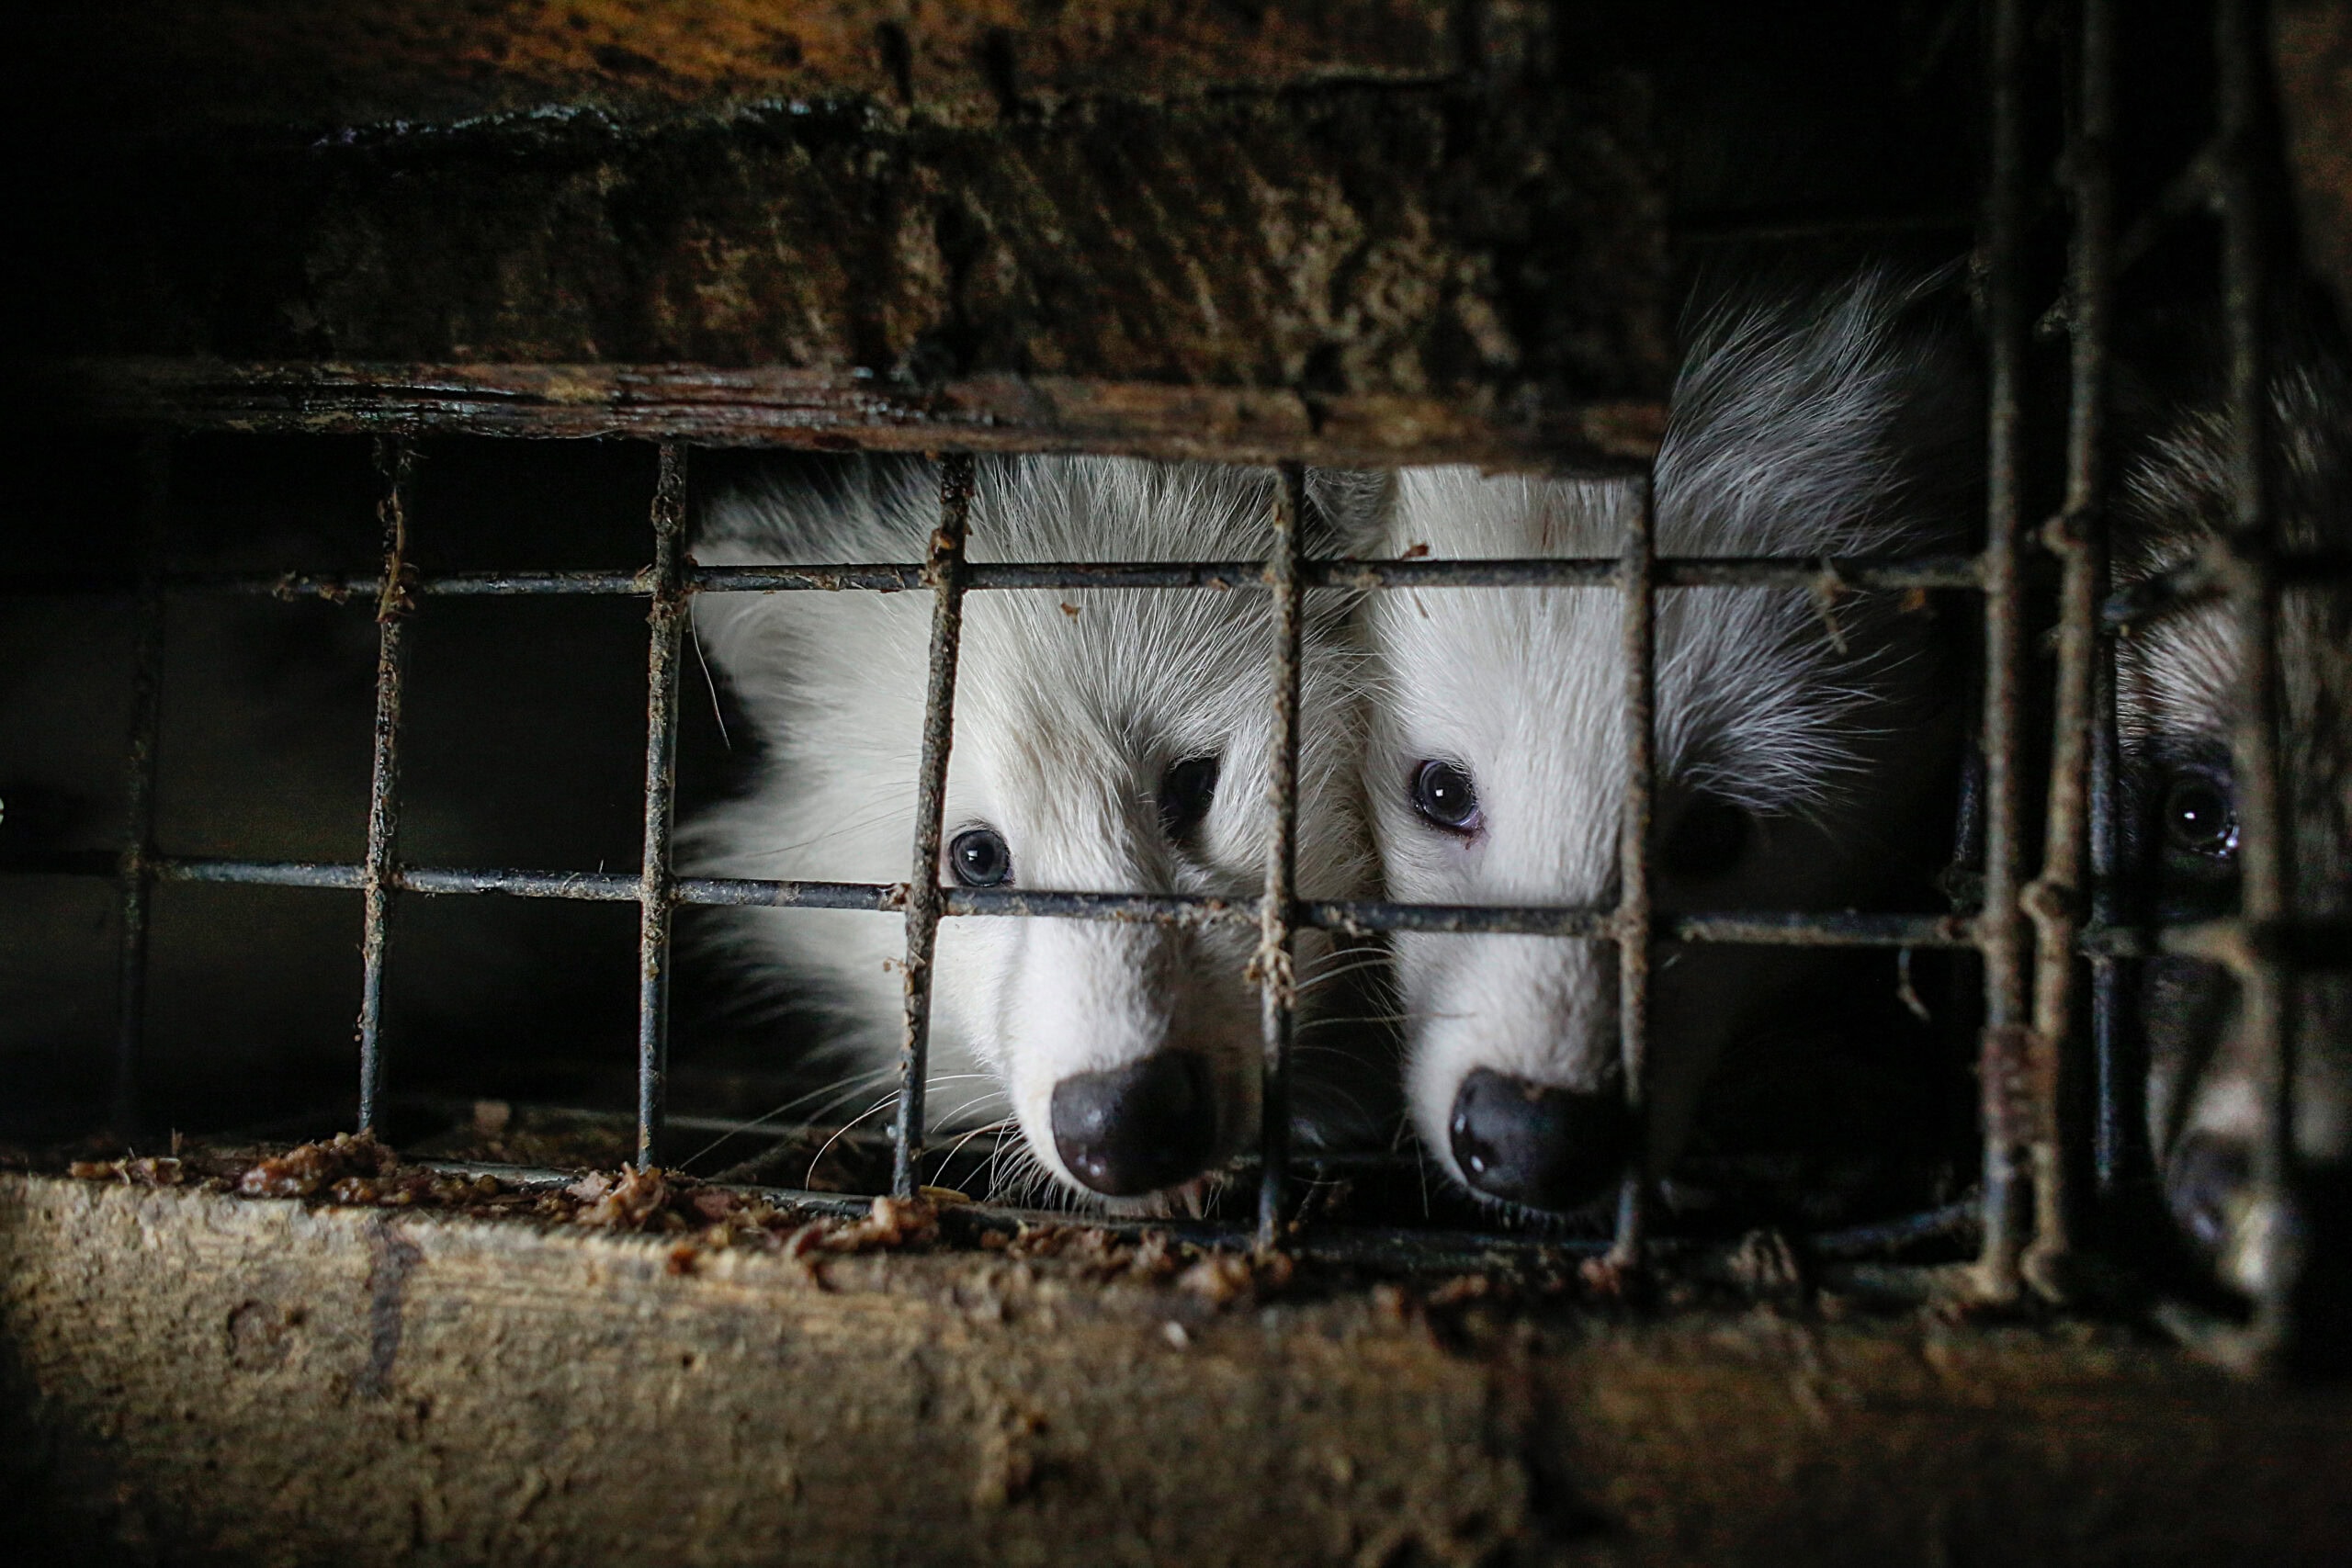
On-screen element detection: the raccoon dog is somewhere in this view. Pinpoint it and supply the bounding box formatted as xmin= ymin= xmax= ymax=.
xmin=2114 ymin=357 xmax=2352 ymax=1301
xmin=686 ymin=456 xmax=1375 ymax=1210
xmin=1338 ymin=273 xmax=1978 ymax=1217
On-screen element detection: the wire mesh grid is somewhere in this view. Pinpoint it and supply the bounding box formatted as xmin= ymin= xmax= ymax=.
xmin=0 ymin=0 xmax=2334 ymax=1348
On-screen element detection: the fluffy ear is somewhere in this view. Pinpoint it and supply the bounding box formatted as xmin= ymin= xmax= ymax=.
xmin=1660 ymin=267 xmax=1982 ymax=558
xmin=1306 ymin=468 xmax=1396 ymax=558
xmin=2117 ymin=357 xmax=2352 ymax=576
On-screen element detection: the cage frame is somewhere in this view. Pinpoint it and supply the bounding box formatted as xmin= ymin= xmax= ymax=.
xmin=0 ymin=0 xmax=2339 ymax=1354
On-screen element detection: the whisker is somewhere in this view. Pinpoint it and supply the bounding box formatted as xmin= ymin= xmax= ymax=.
xmin=681 ymin=1064 xmax=900 ymax=1167
xmin=805 ymin=1090 xmax=905 ymax=1187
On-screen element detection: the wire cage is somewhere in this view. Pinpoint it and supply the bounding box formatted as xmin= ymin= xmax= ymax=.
xmin=0 ymin=0 xmax=2336 ymax=1365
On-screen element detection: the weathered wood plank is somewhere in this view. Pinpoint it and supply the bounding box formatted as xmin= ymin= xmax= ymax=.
xmin=28 ymin=1 xmax=1470 ymax=138
xmin=51 ymin=359 xmax=1667 ymax=469
xmin=5 ymin=1174 xmax=2350 ymax=1565
xmin=19 ymin=72 xmax=1673 ymax=465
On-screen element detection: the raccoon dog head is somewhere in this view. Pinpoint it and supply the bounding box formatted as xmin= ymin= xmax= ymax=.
xmin=1335 ymin=273 xmax=1976 ymax=1219
xmin=691 ymin=456 xmax=1374 ymax=1210
xmin=2116 ymin=359 xmax=2352 ymax=1302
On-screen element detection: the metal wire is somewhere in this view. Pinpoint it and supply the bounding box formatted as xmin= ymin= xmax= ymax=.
xmin=635 ymin=444 xmax=691 ymax=1169
xmin=0 ymin=554 xmax=1988 ymax=603
xmin=1973 ymin=0 xmax=2033 ymax=1302
xmin=1255 ymin=464 xmax=1306 ymax=1250
xmin=2215 ymin=0 xmax=2298 ymax=1357
xmin=356 ymin=437 xmax=414 ymax=1134
xmin=17 ymin=5 xmax=2321 ymax=1293
xmin=109 ymin=434 xmax=171 ymax=1141
xmin=1610 ymin=471 xmax=1657 ymax=1267
xmin=892 ymin=455 xmax=976 ymax=1201
xmin=21 ymin=846 xmax=1989 ymax=947
xmin=2018 ymin=0 xmax=2116 ymax=1296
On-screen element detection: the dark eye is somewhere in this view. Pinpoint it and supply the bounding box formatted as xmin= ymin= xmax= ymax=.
xmin=948 ymin=828 xmax=1012 ymax=887
xmin=2162 ymin=773 xmax=2238 ymax=859
xmin=1411 ymin=760 xmax=1481 ymax=833
xmin=1660 ymin=797 xmax=1753 ymax=881
xmin=1159 ymin=755 xmax=1219 ymax=842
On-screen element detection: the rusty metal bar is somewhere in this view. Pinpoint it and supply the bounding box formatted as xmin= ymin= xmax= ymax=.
xmin=2018 ymin=0 xmax=2115 ymax=1297
xmin=2101 ymin=547 xmax=2352 ymax=627
xmin=1611 ymin=471 xmax=1657 ymax=1268
xmin=355 ymin=437 xmax=414 ymax=1135
xmin=0 ymin=553 xmax=1991 ymax=602
xmin=1256 ymin=464 xmax=1307 ymax=1252
xmin=2216 ymin=0 xmax=2297 ymax=1358
xmin=11 ymin=846 xmax=1992 ymax=947
xmin=109 ymin=434 xmax=172 ymax=1141
xmin=892 ymin=455 xmax=976 ymax=1201
xmin=635 ymin=443 xmax=691 ymax=1170
xmin=1973 ymin=0 xmax=2032 ymax=1302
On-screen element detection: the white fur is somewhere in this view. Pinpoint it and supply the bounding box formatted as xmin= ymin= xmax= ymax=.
xmin=684 ymin=456 xmax=1374 ymax=1206
xmin=1343 ymin=274 xmax=1973 ymax=1206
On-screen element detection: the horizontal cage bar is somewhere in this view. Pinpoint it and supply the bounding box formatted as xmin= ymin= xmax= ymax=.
xmin=0 ymin=554 xmax=1993 ymax=602
xmin=1 ymin=850 xmax=1988 ymax=948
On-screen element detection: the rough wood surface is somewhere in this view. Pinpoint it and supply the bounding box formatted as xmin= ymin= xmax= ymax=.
xmin=52 ymin=359 xmax=1668 ymax=469
xmin=10 ymin=3 xmax=1998 ymax=466
xmin=27 ymin=1 xmax=1469 ymax=137
xmin=17 ymin=68 xmax=1670 ymax=466
xmin=5 ymin=1174 xmax=2350 ymax=1566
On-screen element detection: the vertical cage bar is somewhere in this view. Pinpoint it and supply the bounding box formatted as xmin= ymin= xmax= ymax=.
xmin=1973 ymin=0 xmax=2033 ymax=1300
xmin=2021 ymin=0 xmax=2116 ymax=1292
xmin=2089 ymin=641 xmax=2135 ymax=1198
xmin=1255 ymin=463 xmax=1307 ymax=1252
xmin=110 ymin=434 xmax=172 ymax=1141
xmin=1611 ymin=471 xmax=1657 ymax=1266
xmin=893 ymin=454 xmax=976 ymax=1201
xmin=355 ymin=436 xmax=415 ymax=1135
xmin=635 ymin=443 xmax=691 ymax=1170
xmin=2215 ymin=0 xmax=2298 ymax=1352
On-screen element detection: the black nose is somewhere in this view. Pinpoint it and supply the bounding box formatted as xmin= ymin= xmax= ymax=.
xmin=2167 ymin=1132 xmax=2251 ymax=1257
xmin=1050 ymin=1052 xmax=1216 ymax=1197
xmin=1449 ymin=1067 xmax=1632 ymax=1213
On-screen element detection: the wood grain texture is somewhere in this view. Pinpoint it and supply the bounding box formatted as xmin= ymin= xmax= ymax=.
xmin=6 ymin=1174 xmax=2351 ymax=1565
xmin=51 ymin=359 xmax=1668 ymax=469
xmin=25 ymin=2 xmax=1467 ymax=139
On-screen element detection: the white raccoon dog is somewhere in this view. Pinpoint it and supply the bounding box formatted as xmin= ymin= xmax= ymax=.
xmin=2114 ymin=356 xmax=2351 ymax=1303
xmin=1337 ymin=272 xmax=1978 ymax=1218
xmin=685 ymin=455 xmax=1376 ymax=1210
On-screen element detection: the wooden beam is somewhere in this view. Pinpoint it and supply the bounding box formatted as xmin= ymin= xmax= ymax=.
xmin=49 ymin=359 xmax=1667 ymax=469
xmin=5 ymin=1174 xmax=2349 ymax=1564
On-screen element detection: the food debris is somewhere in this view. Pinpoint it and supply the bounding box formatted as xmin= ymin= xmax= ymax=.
xmin=1424 ymin=1273 xmax=1498 ymax=1308
xmin=1177 ymin=1247 xmax=1294 ymax=1304
xmin=570 ymin=1166 xmax=681 ymax=1231
xmin=237 ymin=1133 xmax=397 ymax=1198
xmin=978 ymin=1222 xmax=1189 ymax=1283
xmin=820 ymin=1195 xmax=940 ymax=1252
xmin=67 ymin=1156 xmax=186 ymax=1186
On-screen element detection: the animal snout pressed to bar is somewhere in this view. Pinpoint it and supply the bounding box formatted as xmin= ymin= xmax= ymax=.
xmin=1050 ymin=1051 xmax=1217 ymax=1198
xmin=1448 ymin=1067 xmax=1632 ymax=1213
